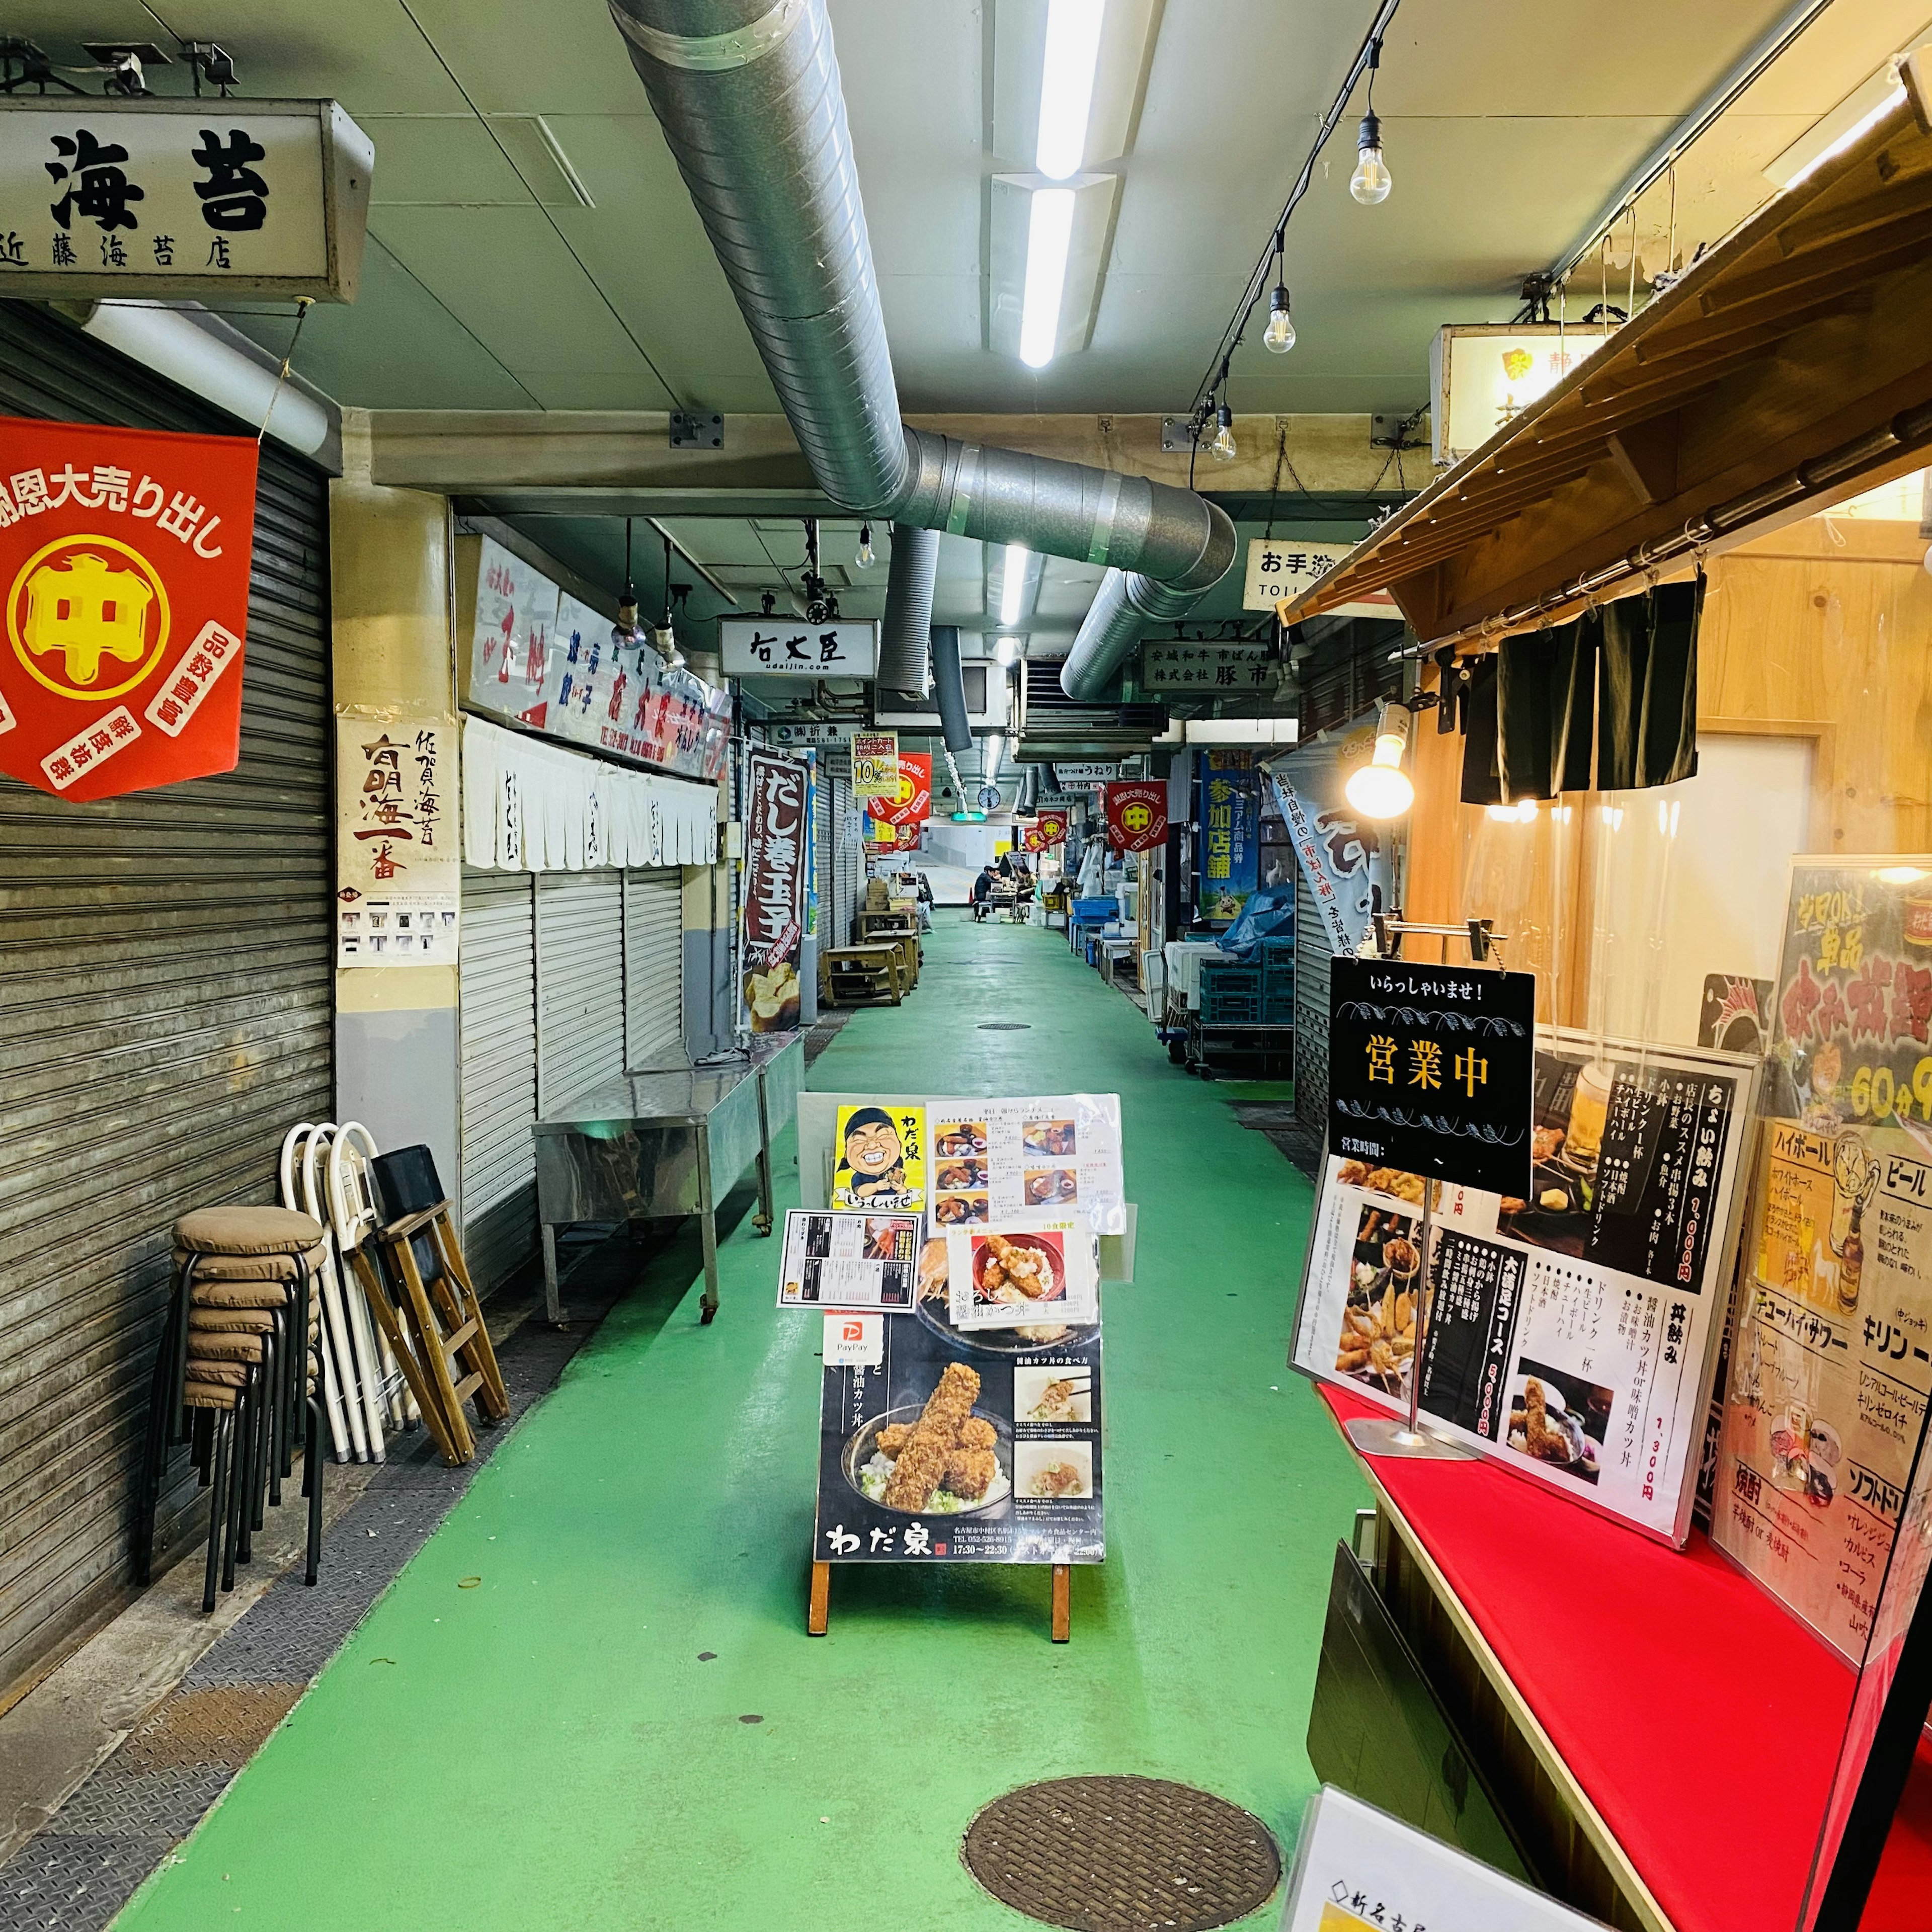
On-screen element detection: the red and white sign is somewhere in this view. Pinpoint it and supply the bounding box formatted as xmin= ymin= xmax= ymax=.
xmin=0 ymin=416 xmax=257 ymax=800
xmin=866 ymin=749 xmax=931 ymax=828
xmin=1105 ymin=781 xmax=1167 ymax=853
xmin=1028 ymin=809 xmax=1068 ymax=850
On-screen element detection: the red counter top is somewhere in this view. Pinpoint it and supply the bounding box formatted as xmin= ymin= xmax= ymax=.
xmin=1317 ymin=1385 xmax=1932 ymax=1932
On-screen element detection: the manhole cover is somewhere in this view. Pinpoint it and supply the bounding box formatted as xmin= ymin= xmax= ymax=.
xmin=978 ymin=1021 xmax=1032 ymax=1030
xmin=961 ymin=1776 xmax=1280 ymax=1932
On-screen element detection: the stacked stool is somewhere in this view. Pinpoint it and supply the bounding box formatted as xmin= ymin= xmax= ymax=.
xmin=136 ymin=1205 xmax=329 ymax=1612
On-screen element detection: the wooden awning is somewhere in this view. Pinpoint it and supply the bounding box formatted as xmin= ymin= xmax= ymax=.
xmin=1281 ymin=50 xmax=1932 ymax=646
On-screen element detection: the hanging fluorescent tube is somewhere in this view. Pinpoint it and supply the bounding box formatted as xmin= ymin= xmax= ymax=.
xmin=983 ymin=733 xmax=1005 ymax=781
xmin=1018 ymin=187 xmax=1076 ymax=369
xmin=995 ymin=635 xmax=1021 ymax=666
xmin=1035 ymin=0 xmax=1106 ymax=180
xmin=1000 ymin=544 xmax=1030 ymax=626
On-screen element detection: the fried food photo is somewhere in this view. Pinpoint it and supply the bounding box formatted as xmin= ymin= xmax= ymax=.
xmin=1335 ymin=1277 xmax=1416 ymax=1395
xmin=854 ymin=1362 xmax=1010 ymax=1515
xmin=977 ymin=1232 xmax=1058 ymax=1303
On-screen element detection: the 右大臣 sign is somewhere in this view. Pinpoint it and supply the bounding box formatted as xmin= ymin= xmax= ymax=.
xmin=0 ymin=98 xmax=372 ymax=300
xmin=1328 ymin=956 xmax=1536 ymax=1198
xmin=0 ymin=415 xmax=257 ymax=799
xmin=720 ymin=618 xmax=878 ymax=679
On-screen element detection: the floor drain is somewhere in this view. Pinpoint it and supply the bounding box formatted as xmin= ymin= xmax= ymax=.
xmin=978 ymin=1021 xmax=1032 ymax=1030
xmin=961 ymin=1776 xmax=1280 ymax=1932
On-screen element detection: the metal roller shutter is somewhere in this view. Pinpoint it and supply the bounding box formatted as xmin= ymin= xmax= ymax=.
xmin=459 ymin=868 xmax=537 ymax=1294
xmin=535 ymin=869 xmax=625 ymax=1112
xmin=826 ymin=755 xmax=860 ymax=948
xmin=0 ymin=302 xmax=331 ymax=1691
xmin=624 ymin=868 xmax=684 ymax=1070
xmin=1295 ymin=887 xmax=1334 ymax=1135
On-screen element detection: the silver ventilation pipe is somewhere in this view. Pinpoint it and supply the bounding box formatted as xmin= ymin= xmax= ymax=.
xmin=877 ymin=523 xmax=937 ymax=691
xmin=610 ymin=0 xmax=1234 ymax=702
xmin=928 ymin=625 xmax=973 ymax=755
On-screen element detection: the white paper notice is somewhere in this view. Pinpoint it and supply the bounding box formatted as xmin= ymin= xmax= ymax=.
xmin=776 ymin=1210 xmax=921 ymax=1312
xmin=926 ymin=1095 xmax=1124 ymax=1235
xmin=945 ymin=1218 xmax=1100 ymax=1330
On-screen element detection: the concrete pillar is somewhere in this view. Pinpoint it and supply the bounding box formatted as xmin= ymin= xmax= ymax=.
xmin=331 ymin=411 xmax=460 ymax=1188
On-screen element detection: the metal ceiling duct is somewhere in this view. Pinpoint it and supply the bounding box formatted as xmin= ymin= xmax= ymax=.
xmin=928 ymin=625 xmax=973 ymax=755
xmin=877 ymin=523 xmax=937 ymax=691
xmin=610 ymin=0 xmax=1234 ymax=704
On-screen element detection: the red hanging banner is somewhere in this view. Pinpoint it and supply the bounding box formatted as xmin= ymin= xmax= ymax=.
xmin=1034 ymin=808 xmax=1068 ymax=847
xmin=0 ymin=417 xmax=258 ymax=801
xmin=1105 ymin=780 xmax=1168 ymax=853
xmin=867 ymin=750 xmax=931 ymax=827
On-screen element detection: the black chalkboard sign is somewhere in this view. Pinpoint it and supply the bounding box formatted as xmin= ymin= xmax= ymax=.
xmin=1328 ymin=956 xmax=1536 ymax=1199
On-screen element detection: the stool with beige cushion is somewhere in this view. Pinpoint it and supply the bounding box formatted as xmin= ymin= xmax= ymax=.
xmin=136 ymin=1205 xmax=328 ymax=1612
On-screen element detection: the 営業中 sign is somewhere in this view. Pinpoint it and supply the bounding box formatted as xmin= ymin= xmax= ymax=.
xmin=852 ymin=729 xmax=898 ymax=796
xmin=720 ymin=617 xmax=878 ymax=679
xmin=0 ymin=98 xmax=371 ymax=301
xmin=0 ymin=416 xmax=258 ymax=800
xmin=1328 ymin=956 xmax=1536 ymax=1199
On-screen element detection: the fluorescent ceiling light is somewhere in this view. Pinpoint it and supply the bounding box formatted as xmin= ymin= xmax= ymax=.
xmin=995 ymin=636 xmax=1021 ymax=666
xmin=1000 ymin=544 xmax=1031 ymax=626
xmin=1184 ymin=718 xmax=1300 ymax=746
xmin=1018 ymin=187 xmax=1075 ymax=368
xmin=983 ymin=734 xmax=1005 ymax=780
xmin=1765 ymin=53 xmax=1913 ymax=190
xmin=1036 ymin=0 xmax=1106 ymax=180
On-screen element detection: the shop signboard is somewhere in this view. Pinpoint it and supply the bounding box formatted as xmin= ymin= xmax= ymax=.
xmin=1243 ymin=539 xmax=1398 ymax=619
xmin=1104 ymin=780 xmax=1167 ymax=854
xmin=1198 ymin=749 xmax=1259 ymax=924
xmin=1712 ymin=857 xmax=1932 ymax=1661
xmin=1050 ymin=762 xmax=1119 ymax=786
xmin=739 ymin=748 xmax=807 ymax=1034
xmin=1021 ymin=810 xmax=1069 ymax=855
xmin=0 ymin=97 xmax=372 ymax=301
xmin=335 ymin=710 xmax=457 ymax=966
xmin=1293 ymin=1029 xmax=1758 ymax=1544
xmin=867 ymin=750 xmax=931 ymax=827
xmin=767 ymin=719 xmax=856 ymax=747
xmin=719 ymin=617 xmax=878 ymax=679
xmin=1284 ymin=1787 xmax=1604 ymax=1932
xmin=1430 ymin=323 xmax=1583 ymax=467
xmin=1264 ymin=714 xmax=1390 ymax=952
xmin=1139 ymin=640 xmax=1272 ymax=692
xmin=464 ymin=538 xmax=731 ymax=782
xmin=0 ymin=416 xmax=258 ymax=800
xmin=852 ymin=729 xmax=898 ymax=796
xmin=1327 ymin=957 xmax=1536 ymax=1199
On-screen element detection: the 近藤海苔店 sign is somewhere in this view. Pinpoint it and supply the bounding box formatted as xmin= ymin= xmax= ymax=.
xmin=719 ymin=617 xmax=878 ymax=679
xmin=0 ymin=416 xmax=258 ymax=800
xmin=1327 ymin=957 xmax=1536 ymax=1201
xmin=740 ymin=748 xmax=808 ymax=1034
xmin=0 ymin=98 xmax=371 ymax=300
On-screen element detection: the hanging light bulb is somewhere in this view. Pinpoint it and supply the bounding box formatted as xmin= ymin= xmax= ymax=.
xmin=1264 ymin=283 xmax=1296 ymax=354
xmin=612 ymin=516 xmax=640 ymax=650
xmin=1343 ymin=702 xmax=1414 ymax=819
xmin=1351 ymin=109 xmax=1392 ymax=204
xmin=1210 ymin=402 xmax=1238 ymax=463
xmin=654 ymin=531 xmax=685 ymax=671
xmin=856 ymin=522 xmax=876 ymax=570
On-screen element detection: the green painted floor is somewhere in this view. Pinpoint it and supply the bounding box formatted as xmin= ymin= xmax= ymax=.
xmin=116 ymin=920 xmax=1364 ymax=1932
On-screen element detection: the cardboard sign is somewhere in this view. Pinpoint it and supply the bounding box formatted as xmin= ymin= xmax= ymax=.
xmin=852 ymin=730 xmax=898 ymax=796
xmin=1104 ymin=780 xmax=1167 ymax=853
xmin=1328 ymin=957 xmax=1536 ymax=1200
xmin=0 ymin=416 xmax=257 ymax=799
xmin=740 ymin=748 xmax=808 ymax=1033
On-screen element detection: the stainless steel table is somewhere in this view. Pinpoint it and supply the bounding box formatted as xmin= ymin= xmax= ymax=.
xmin=532 ymin=1034 xmax=804 ymax=1324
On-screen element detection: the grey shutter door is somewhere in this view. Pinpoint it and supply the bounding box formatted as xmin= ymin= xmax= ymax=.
xmin=624 ymin=868 xmax=684 ymax=1069
xmin=536 ymin=870 xmax=625 ymax=1112
xmin=1295 ymin=886 xmax=1334 ymax=1134
xmin=459 ymin=868 xmax=538 ymax=1295
xmin=0 ymin=303 xmax=331 ymax=1691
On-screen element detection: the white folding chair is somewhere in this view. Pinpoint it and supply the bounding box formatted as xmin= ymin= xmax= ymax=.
xmin=327 ymin=1122 xmax=417 ymax=1444
xmin=292 ymin=1123 xmax=376 ymax=1464
xmin=280 ymin=1123 xmax=357 ymax=1464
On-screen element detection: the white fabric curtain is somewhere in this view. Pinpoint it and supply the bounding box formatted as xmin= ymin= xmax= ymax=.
xmin=461 ymin=715 xmax=718 ymax=871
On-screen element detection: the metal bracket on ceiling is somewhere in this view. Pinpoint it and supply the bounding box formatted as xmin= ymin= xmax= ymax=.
xmin=670 ymin=412 xmax=725 ymax=450
xmin=1159 ymin=417 xmax=1197 ymax=453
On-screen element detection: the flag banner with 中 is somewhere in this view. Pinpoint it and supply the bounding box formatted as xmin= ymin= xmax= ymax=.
xmin=852 ymin=730 xmax=898 ymax=797
xmin=1034 ymin=809 xmax=1068 ymax=847
xmin=335 ymin=711 xmax=458 ymax=967
xmin=0 ymin=416 xmax=257 ymax=800
xmin=869 ymin=750 xmax=931 ymax=828
xmin=741 ymin=748 xmax=808 ymax=1034
xmin=1104 ymin=781 xmax=1167 ymax=854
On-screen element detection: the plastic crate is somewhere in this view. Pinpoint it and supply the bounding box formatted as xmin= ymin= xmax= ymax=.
xmin=1263 ymin=991 xmax=1297 ymax=1025
xmin=1198 ymin=960 xmax=1263 ymax=1025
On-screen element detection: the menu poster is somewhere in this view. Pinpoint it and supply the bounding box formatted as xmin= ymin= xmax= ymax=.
xmin=776 ymin=1211 xmax=922 ymax=1312
xmin=927 ymin=1095 xmax=1125 ymax=1234
xmin=945 ymin=1217 xmax=1100 ymax=1330
xmin=1292 ymin=1030 xmax=1757 ymax=1543
xmin=1283 ymin=1787 xmax=1603 ymax=1932
xmin=831 ymin=1104 xmax=927 ymax=1213
xmin=814 ymin=1296 xmax=1103 ymax=1566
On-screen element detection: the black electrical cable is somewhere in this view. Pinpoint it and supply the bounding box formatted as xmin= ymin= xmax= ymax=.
xmin=1185 ymin=0 xmax=1402 ymax=425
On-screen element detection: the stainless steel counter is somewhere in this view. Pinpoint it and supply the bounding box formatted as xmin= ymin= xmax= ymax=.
xmin=532 ymin=1033 xmax=805 ymax=1323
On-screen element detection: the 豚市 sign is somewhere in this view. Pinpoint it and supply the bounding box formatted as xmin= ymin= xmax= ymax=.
xmin=720 ymin=618 xmax=878 ymax=679
xmin=1244 ymin=539 xmax=1398 ymax=620
xmin=0 ymin=98 xmax=372 ymax=300
xmin=1140 ymin=641 xmax=1272 ymax=692
xmin=1328 ymin=956 xmax=1536 ymax=1198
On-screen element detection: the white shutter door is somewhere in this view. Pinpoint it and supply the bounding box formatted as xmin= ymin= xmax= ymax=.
xmin=459 ymin=867 xmax=537 ymax=1291
xmin=624 ymin=867 xmax=685 ymax=1069
xmin=536 ymin=869 xmax=626 ymax=1112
